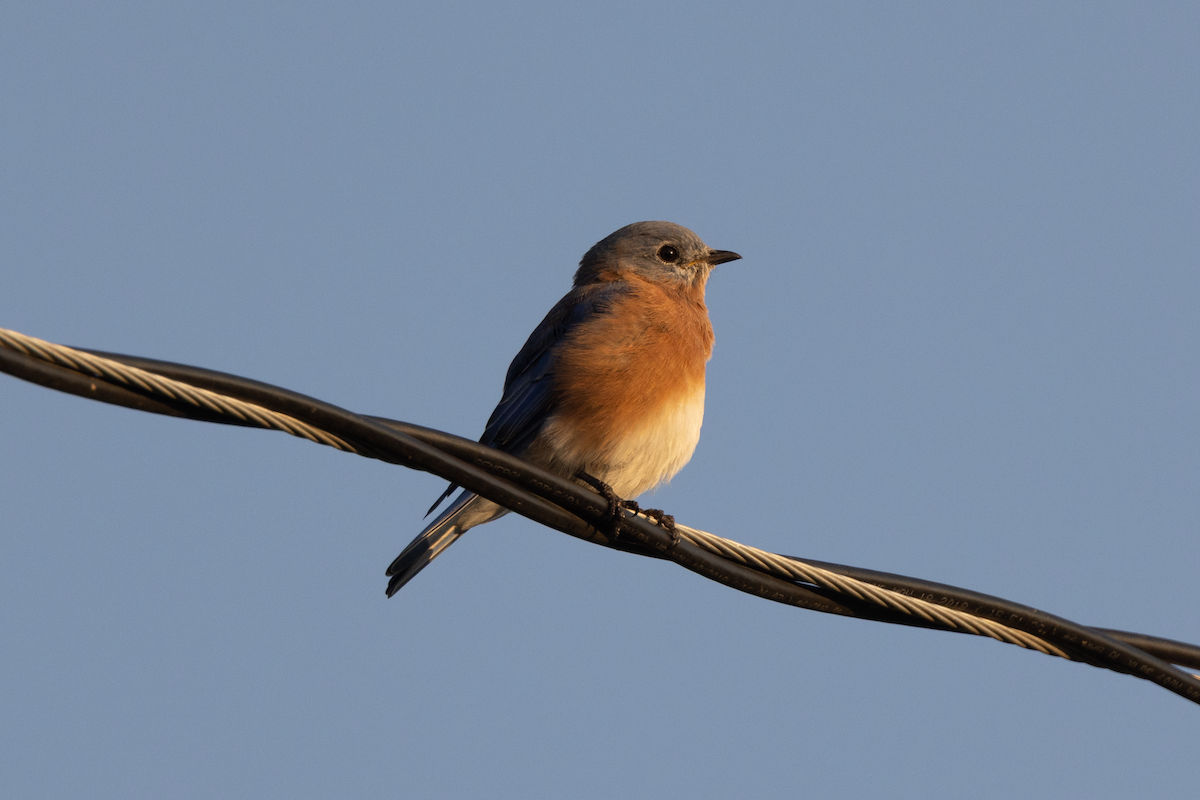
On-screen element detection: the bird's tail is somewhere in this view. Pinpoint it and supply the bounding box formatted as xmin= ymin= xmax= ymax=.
xmin=385 ymin=490 xmax=507 ymax=596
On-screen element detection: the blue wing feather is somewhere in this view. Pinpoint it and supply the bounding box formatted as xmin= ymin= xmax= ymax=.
xmin=424 ymin=282 xmax=629 ymax=515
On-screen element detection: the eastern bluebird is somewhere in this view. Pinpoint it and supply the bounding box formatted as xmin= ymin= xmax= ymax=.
xmin=386 ymin=221 xmax=740 ymax=596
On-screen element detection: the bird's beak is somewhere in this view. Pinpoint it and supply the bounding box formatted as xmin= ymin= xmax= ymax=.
xmin=706 ymin=249 xmax=742 ymax=265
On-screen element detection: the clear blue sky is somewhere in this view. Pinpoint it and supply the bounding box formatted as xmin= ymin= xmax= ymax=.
xmin=2 ymin=2 xmax=1197 ymax=797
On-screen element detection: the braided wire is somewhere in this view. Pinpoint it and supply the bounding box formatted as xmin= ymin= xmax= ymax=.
xmin=670 ymin=522 xmax=1069 ymax=658
xmin=0 ymin=328 xmax=357 ymax=453
xmin=0 ymin=326 xmax=1067 ymax=658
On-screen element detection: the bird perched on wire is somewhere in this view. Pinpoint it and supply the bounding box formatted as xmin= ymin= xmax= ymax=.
xmin=386 ymin=221 xmax=740 ymax=596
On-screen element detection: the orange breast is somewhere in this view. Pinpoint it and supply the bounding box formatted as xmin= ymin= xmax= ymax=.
xmin=550 ymin=274 xmax=714 ymax=458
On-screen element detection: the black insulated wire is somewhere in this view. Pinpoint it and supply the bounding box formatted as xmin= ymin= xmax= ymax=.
xmin=2 ymin=339 xmax=1199 ymax=703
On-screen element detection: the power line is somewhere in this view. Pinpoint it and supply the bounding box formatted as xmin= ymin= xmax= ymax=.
xmin=3 ymin=326 xmax=1198 ymax=705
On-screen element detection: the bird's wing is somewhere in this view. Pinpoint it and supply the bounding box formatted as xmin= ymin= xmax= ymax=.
xmin=424 ymin=282 xmax=630 ymax=515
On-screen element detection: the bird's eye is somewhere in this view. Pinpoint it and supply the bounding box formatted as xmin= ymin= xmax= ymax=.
xmin=657 ymin=245 xmax=680 ymax=263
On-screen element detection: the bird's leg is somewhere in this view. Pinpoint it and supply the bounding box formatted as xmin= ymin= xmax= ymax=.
xmin=575 ymin=471 xmax=634 ymax=537
xmin=574 ymin=472 xmax=680 ymax=549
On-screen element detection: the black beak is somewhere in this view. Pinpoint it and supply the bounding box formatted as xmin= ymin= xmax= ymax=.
xmin=707 ymin=249 xmax=742 ymax=265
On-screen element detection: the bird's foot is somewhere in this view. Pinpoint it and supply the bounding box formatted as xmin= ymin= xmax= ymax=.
xmin=575 ymin=471 xmax=631 ymax=537
xmin=574 ymin=473 xmax=680 ymax=548
xmin=641 ymin=507 xmax=681 ymax=549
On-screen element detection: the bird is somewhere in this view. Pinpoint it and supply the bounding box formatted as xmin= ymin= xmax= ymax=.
xmin=386 ymin=221 xmax=740 ymax=596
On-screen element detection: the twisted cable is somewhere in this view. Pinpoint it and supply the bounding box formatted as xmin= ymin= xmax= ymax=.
xmin=1 ymin=326 xmax=1063 ymax=657
xmin=0 ymin=328 xmax=356 ymax=453
xmin=7 ymin=325 xmax=1200 ymax=703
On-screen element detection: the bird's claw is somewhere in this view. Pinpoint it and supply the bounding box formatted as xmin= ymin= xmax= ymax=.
xmin=641 ymin=508 xmax=680 ymax=549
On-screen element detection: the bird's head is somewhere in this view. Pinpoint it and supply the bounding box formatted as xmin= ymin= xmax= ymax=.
xmin=574 ymin=221 xmax=741 ymax=289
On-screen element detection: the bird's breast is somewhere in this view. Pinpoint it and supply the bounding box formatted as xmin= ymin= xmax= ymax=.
xmin=541 ymin=277 xmax=714 ymax=497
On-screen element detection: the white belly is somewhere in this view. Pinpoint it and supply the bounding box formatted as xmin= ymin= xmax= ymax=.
xmin=544 ymin=387 xmax=705 ymax=500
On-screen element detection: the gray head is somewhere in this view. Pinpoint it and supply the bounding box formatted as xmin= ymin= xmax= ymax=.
xmin=574 ymin=221 xmax=741 ymax=288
